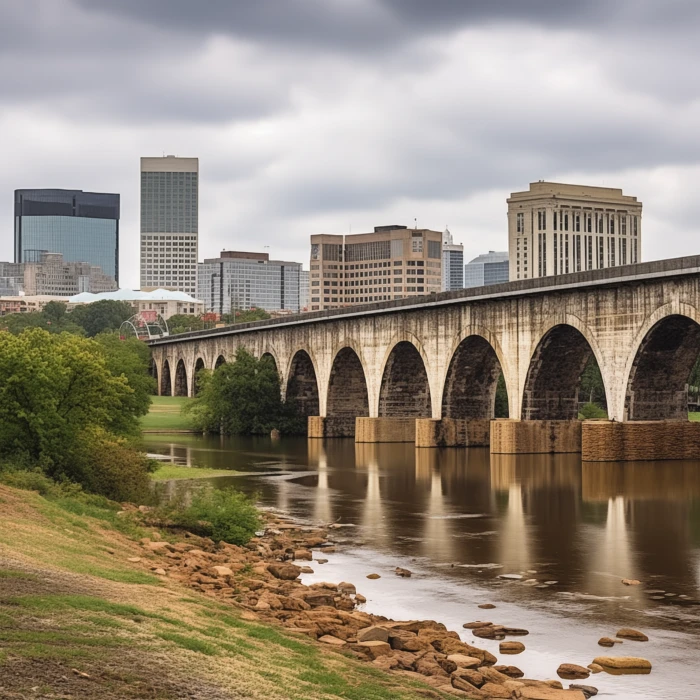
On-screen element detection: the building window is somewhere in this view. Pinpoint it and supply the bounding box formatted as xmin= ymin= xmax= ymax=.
xmin=516 ymin=212 xmax=524 ymax=233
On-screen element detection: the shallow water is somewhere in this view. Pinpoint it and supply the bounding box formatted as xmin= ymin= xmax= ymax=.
xmin=144 ymin=434 xmax=700 ymax=699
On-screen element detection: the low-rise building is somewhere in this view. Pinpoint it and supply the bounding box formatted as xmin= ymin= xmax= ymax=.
xmin=68 ymin=289 xmax=204 ymax=320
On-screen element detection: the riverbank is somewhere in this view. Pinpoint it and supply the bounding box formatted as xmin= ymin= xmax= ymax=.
xmin=0 ymin=483 xmax=449 ymax=700
xmin=141 ymin=396 xmax=196 ymax=432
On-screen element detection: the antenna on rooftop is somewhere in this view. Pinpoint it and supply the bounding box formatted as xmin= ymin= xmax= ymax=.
xmin=414 ymin=218 xmax=417 ymax=229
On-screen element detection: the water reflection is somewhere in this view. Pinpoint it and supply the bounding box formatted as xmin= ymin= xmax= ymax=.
xmin=144 ymin=434 xmax=700 ymax=607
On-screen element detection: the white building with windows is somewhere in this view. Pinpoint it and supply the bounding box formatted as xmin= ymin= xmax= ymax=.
xmin=441 ymin=227 xmax=464 ymax=291
xmin=507 ymin=181 xmax=642 ymax=281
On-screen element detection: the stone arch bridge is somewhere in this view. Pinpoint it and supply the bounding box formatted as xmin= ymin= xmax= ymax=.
xmin=149 ymin=256 xmax=700 ymax=461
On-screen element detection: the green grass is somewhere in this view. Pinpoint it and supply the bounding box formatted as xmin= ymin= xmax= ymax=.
xmin=150 ymin=464 xmax=234 ymax=481
xmin=141 ymin=396 xmax=194 ymax=431
xmin=157 ymin=631 xmax=219 ymax=656
xmin=690 ymin=412 xmax=700 ymax=421
xmin=0 ymin=569 xmax=38 ymax=581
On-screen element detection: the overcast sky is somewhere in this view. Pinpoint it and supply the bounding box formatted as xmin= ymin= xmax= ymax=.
xmin=3 ymin=0 xmax=700 ymax=289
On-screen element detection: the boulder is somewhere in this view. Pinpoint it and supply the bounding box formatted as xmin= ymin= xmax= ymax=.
xmin=389 ymin=629 xmax=430 ymax=652
xmin=494 ymin=665 xmax=524 ymax=678
xmin=463 ymin=621 xmax=492 ymax=629
xmin=503 ymin=627 xmax=529 ymax=636
xmin=366 ymin=573 xmax=381 ymax=579
xmin=299 ymin=566 xmax=314 ymax=574
xmin=210 ymin=566 xmax=233 ymax=577
xmin=353 ymin=640 xmax=393 ymax=659
xmin=318 ymin=635 xmax=346 ymax=646
xmin=145 ymin=541 xmax=169 ymax=552
xmin=478 ymin=603 xmax=496 ymax=609
xmin=480 ymin=683 xmax=513 ymax=699
xmin=294 ymin=549 xmax=313 ymax=561
xmin=591 ymin=656 xmax=651 ymax=671
xmin=479 ymin=667 xmax=513 ymax=685
xmin=597 ymin=637 xmax=617 ymax=647
xmin=415 ymin=657 xmax=448 ymax=678
xmin=395 ymin=567 xmax=412 ymax=577
xmin=621 ymin=579 xmax=641 ymax=586
xmin=127 ymin=557 xmax=142 ymax=563
xmin=447 ymin=654 xmax=481 ymax=669
xmin=357 ymin=626 xmax=389 ymax=643
xmin=355 ymin=593 xmax=367 ymax=603
xmin=267 ymin=562 xmax=301 ymax=580
xmin=615 ymin=628 xmax=648 ymax=642
xmin=337 ymin=581 xmax=356 ymax=594
xmin=499 ymin=641 xmax=525 ymax=654
xmin=473 ymin=625 xmax=505 ymax=639
xmin=452 ymin=669 xmax=484 ymax=690
xmin=557 ymin=664 xmax=590 ymax=680
xmin=586 ymin=664 xmax=603 ymax=674
xmin=569 ymin=685 xmax=598 ymax=698
xmin=438 ymin=658 xmax=459 ymax=675
xmin=153 ymin=568 xmax=166 ymax=576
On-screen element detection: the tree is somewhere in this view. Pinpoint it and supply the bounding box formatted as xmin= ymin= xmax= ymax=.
xmin=494 ymin=373 xmax=509 ymax=418
xmin=71 ymin=300 xmax=135 ymax=337
xmin=221 ymin=308 xmax=271 ymax=324
xmin=579 ymin=355 xmax=606 ymax=407
xmin=0 ymin=302 xmax=84 ymax=336
xmin=186 ymin=348 xmax=304 ymax=435
xmin=167 ymin=314 xmax=206 ymax=335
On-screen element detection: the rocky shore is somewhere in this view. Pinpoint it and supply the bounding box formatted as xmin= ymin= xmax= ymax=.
xmin=129 ymin=509 xmax=651 ymax=700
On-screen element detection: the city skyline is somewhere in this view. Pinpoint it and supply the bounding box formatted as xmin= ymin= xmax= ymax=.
xmin=3 ymin=1 xmax=700 ymax=290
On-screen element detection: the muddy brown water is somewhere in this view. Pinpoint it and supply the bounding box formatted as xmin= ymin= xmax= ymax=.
xmin=145 ymin=434 xmax=700 ymax=700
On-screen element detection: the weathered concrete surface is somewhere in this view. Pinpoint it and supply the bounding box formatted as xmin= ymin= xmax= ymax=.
xmin=415 ymin=418 xmax=491 ymax=447
xmin=582 ymin=420 xmax=700 ymax=461
xmin=149 ymin=256 xmax=700 ymax=425
xmin=490 ymin=420 xmax=582 ymax=454
xmin=308 ymin=416 xmax=357 ymax=438
xmin=355 ymin=417 xmax=416 ymax=443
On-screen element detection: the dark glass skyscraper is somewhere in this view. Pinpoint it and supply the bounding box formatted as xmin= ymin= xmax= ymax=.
xmin=14 ymin=189 xmax=120 ymax=283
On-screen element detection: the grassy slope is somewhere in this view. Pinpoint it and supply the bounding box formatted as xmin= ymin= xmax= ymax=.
xmin=0 ymin=485 xmax=442 ymax=700
xmin=150 ymin=464 xmax=234 ymax=481
xmin=141 ymin=396 xmax=195 ymax=431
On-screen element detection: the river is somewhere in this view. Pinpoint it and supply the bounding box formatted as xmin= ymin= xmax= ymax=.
xmin=144 ymin=434 xmax=700 ymax=699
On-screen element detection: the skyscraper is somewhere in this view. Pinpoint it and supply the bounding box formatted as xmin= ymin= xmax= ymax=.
xmin=14 ymin=189 xmax=119 ymax=283
xmin=464 ymin=251 xmax=509 ymax=288
xmin=441 ymin=227 xmax=464 ymax=291
xmin=140 ymin=156 xmax=198 ymax=295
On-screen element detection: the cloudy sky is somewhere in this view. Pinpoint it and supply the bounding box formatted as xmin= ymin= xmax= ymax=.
xmin=3 ymin=0 xmax=700 ymax=289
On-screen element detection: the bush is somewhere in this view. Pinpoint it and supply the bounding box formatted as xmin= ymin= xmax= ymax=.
xmin=579 ymin=402 xmax=608 ymax=419
xmin=163 ymin=486 xmax=260 ymax=545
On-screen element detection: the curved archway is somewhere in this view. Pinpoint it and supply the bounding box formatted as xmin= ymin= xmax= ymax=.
xmin=378 ymin=341 xmax=432 ymax=417
xmin=442 ymin=335 xmax=506 ymax=418
xmin=214 ymin=354 xmax=226 ymax=369
xmin=625 ymin=314 xmax=700 ymax=420
xmin=160 ymin=360 xmax=172 ymax=396
xmin=149 ymin=357 xmax=159 ymax=393
xmin=327 ymin=347 xmax=370 ymax=435
xmin=193 ymin=357 xmax=205 ymax=396
xmin=286 ymin=350 xmax=320 ymax=417
xmin=261 ymin=352 xmax=278 ymax=375
xmin=522 ymin=324 xmax=602 ymax=420
xmin=174 ymin=359 xmax=188 ymax=397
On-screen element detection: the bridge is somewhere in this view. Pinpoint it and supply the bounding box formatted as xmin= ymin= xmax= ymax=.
xmin=148 ymin=256 xmax=700 ymax=461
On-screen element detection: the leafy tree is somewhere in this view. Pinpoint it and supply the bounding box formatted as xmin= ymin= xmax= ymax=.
xmin=221 ymin=308 xmax=271 ymax=324
xmin=167 ymin=314 xmax=206 ymax=335
xmin=494 ymin=372 xmax=509 ymax=418
xmin=71 ymin=300 xmax=135 ymax=337
xmin=186 ymin=348 xmax=304 ymax=435
xmin=0 ymin=303 xmax=84 ymax=336
xmin=579 ymin=355 xmax=606 ymax=407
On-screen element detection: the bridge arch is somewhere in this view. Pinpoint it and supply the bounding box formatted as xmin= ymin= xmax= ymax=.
xmin=193 ymin=357 xmax=206 ymax=396
xmin=442 ymin=333 xmax=507 ymax=419
xmin=522 ymin=322 xmax=606 ymax=420
xmin=624 ymin=306 xmax=700 ymax=420
xmin=260 ymin=350 xmax=279 ymax=376
xmin=327 ymin=346 xmax=370 ymax=427
xmin=174 ymin=359 xmax=189 ymax=397
xmin=160 ymin=359 xmax=172 ymax=396
xmin=214 ymin=354 xmax=226 ymax=370
xmin=378 ymin=339 xmax=432 ymax=417
xmin=286 ymin=349 xmax=320 ymax=418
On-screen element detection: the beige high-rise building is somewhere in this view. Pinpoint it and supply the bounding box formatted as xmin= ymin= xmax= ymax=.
xmin=309 ymin=225 xmax=442 ymax=311
xmin=507 ymin=182 xmax=642 ymax=281
xmin=140 ymin=156 xmax=199 ymax=295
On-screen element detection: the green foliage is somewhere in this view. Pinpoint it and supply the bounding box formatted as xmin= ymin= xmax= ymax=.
xmin=162 ymin=486 xmax=260 ymax=545
xmin=494 ymin=372 xmax=509 ymax=418
xmin=580 ymin=355 xmax=606 ymax=406
xmin=167 ymin=314 xmax=206 ymax=335
xmin=70 ymin=300 xmax=135 ymax=337
xmin=0 ymin=302 xmax=84 ymax=336
xmin=221 ymin=308 xmax=271 ymax=324
xmin=186 ymin=348 xmax=304 ymax=435
xmin=579 ymin=402 xmax=608 ymax=419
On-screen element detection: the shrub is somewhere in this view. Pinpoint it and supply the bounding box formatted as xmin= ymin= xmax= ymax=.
xmin=579 ymin=402 xmax=608 ymax=419
xmin=164 ymin=487 xmax=260 ymax=545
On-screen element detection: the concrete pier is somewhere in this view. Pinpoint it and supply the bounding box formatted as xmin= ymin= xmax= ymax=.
xmin=355 ymin=417 xmax=416 ymax=443
xmin=414 ymin=418 xmax=491 ymax=448
xmin=307 ymin=416 xmax=357 ymax=438
xmin=582 ymin=420 xmax=700 ymax=461
xmin=490 ymin=419 xmax=582 ymax=454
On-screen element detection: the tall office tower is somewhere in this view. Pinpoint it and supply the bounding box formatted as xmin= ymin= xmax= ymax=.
xmin=441 ymin=227 xmax=464 ymax=291
xmin=14 ymin=189 xmax=120 ymax=283
xmin=140 ymin=156 xmax=198 ymax=295
xmin=464 ymin=251 xmax=509 ymax=288
xmin=299 ymin=270 xmax=310 ymax=311
xmin=309 ymin=225 xmax=442 ymax=311
xmin=197 ymin=251 xmax=302 ymax=315
xmin=507 ymin=181 xmax=642 ymax=281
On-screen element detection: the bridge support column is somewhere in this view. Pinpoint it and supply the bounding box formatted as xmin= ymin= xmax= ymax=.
xmin=415 ymin=418 xmax=491 ymax=448
xmin=490 ymin=419 xmax=582 ymax=454
xmin=582 ymin=420 xmax=700 ymax=461
xmin=307 ymin=416 xmax=358 ymax=438
xmin=355 ymin=417 xmax=416 ymax=443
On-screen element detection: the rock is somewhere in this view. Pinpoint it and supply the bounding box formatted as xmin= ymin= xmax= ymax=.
xmin=503 ymin=627 xmax=529 ymax=636
xmin=366 ymin=573 xmax=381 ymax=579
xmin=388 ymin=629 xmax=431 ymax=652
xmin=300 ymin=566 xmax=314 ymax=574
xmin=452 ymin=670 xmax=485 ymax=691
xmin=615 ymin=628 xmax=648 ymax=642
xmin=294 ymin=549 xmax=313 ymax=561
xmin=267 ymin=562 xmax=301 ymax=580
xmin=303 ymin=592 xmax=336 ymax=607
xmin=354 ymin=640 xmax=392 ymax=659
xmin=438 ymin=658 xmax=459 ymax=675
xmin=557 ymin=664 xmax=590 ymax=680
xmin=254 ymin=600 xmax=271 ymax=611
xmin=127 ymin=557 xmax=142 ymax=563
xmin=415 ymin=657 xmax=448 ymax=678
xmin=210 ymin=566 xmax=233 ymax=577
xmin=478 ymin=603 xmax=496 ymax=609
xmin=463 ymin=621 xmax=492 ymax=629
xmin=355 ymin=593 xmax=367 ymax=603
xmin=305 ymin=536 xmax=327 ymax=548
xmin=447 ymin=654 xmax=481 ymax=669
xmin=145 ymin=541 xmax=169 ymax=552
xmin=480 ymin=682 xmax=513 ymax=698
xmin=479 ymin=667 xmax=513 ymax=685
xmin=357 ymin=626 xmax=389 ymax=643
xmin=592 ymin=656 xmax=652 ymax=671
xmin=494 ymin=665 xmax=524 ymax=678
xmin=587 ymin=664 xmax=603 ymax=674
xmin=337 ymin=581 xmax=356 ymax=594
xmin=315 ymin=558 xmax=328 ymax=564
xmin=318 ymin=635 xmax=346 ymax=646
xmin=395 ymin=567 xmax=412 ymax=577
xmin=270 ymin=429 xmax=281 ymax=440
xmin=500 ymin=641 xmax=525 ymax=654
xmin=472 ymin=625 xmax=502 ymax=639
xmin=153 ymin=568 xmax=166 ymax=576
xmin=498 ymin=574 xmax=523 ymax=580
xmin=372 ymin=655 xmax=399 ymax=671
xmin=520 ymin=687 xmax=587 ymax=699
xmin=621 ymin=578 xmax=641 ymax=586
xmin=597 ymin=637 xmax=618 ymax=647
xmin=569 ymin=685 xmax=598 ymax=698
